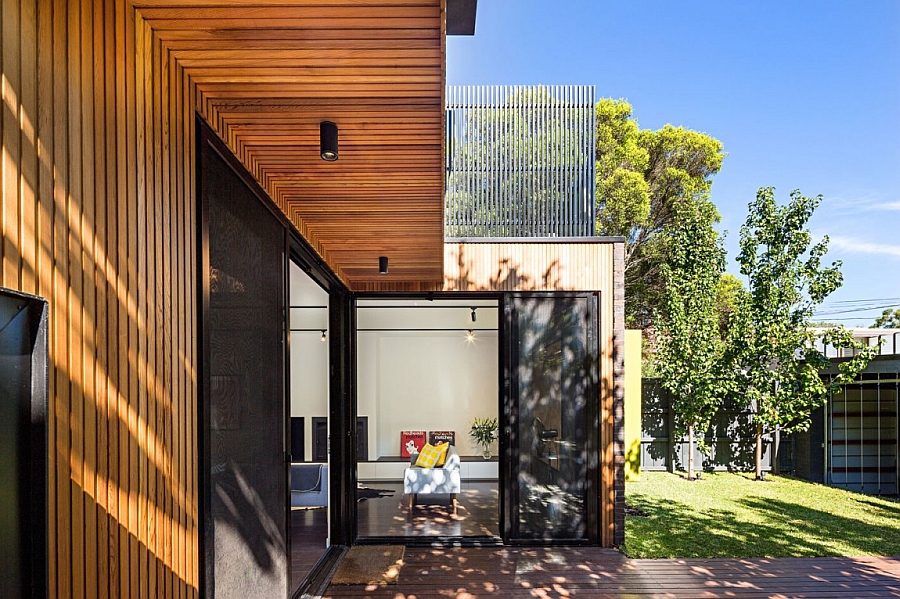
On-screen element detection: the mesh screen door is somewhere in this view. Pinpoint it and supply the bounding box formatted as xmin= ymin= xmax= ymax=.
xmin=201 ymin=132 xmax=288 ymax=598
xmin=503 ymin=293 xmax=599 ymax=543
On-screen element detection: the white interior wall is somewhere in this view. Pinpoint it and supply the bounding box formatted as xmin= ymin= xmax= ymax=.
xmin=366 ymin=332 xmax=498 ymax=457
xmin=290 ymin=294 xmax=501 ymax=461
xmin=356 ymin=300 xmax=500 ymax=458
xmin=289 ymin=262 xmax=329 ymax=462
xmin=356 ymin=333 xmax=379 ymax=460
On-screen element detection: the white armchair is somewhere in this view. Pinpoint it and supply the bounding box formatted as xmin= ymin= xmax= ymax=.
xmin=403 ymin=445 xmax=461 ymax=514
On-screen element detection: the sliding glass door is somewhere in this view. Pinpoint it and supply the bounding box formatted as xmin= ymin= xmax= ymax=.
xmin=502 ymin=293 xmax=599 ymax=543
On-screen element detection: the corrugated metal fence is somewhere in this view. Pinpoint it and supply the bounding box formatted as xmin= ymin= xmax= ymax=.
xmin=445 ymin=85 xmax=596 ymax=237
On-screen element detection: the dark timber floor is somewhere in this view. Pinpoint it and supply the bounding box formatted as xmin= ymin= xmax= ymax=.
xmin=357 ymin=480 xmax=500 ymax=538
xmin=290 ymin=507 xmax=328 ymax=596
xmin=321 ymin=547 xmax=900 ymax=598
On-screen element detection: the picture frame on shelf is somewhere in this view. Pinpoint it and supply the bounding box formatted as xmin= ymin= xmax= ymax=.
xmin=400 ymin=430 xmax=426 ymax=458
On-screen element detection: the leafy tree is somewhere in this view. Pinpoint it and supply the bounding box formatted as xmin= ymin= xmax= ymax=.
xmin=733 ymin=188 xmax=879 ymax=479
xmin=716 ymin=273 xmax=746 ymax=339
xmin=873 ymin=308 xmax=900 ymax=328
xmin=655 ymin=197 xmax=726 ymax=480
xmin=594 ymin=98 xmax=726 ymax=329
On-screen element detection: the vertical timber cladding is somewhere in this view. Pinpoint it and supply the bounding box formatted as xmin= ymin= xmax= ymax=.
xmin=443 ymin=239 xmax=626 ymax=547
xmin=0 ymin=1 xmax=199 ymax=598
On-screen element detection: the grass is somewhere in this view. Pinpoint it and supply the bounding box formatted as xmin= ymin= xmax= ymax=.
xmin=624 ymin=471 xmax=900 ymax=559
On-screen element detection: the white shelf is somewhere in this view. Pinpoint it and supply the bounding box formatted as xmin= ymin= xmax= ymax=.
xmin=357 ymin=460 xmax=498 ymax=481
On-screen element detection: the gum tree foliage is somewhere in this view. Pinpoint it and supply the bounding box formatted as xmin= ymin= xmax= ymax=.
xmin=873 ymin=308 xmax=900 ymax=328
xmin=594 ymin=98 xmax=725 ymax=329
xmin=655 ymin=198 xmax=726 ymax=480
xmin=733 ymin=188 xmax=879 ymax=479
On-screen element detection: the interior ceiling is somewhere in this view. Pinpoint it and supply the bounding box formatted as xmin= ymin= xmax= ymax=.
xmin=135 ymin=0 xmax=447 ymax=291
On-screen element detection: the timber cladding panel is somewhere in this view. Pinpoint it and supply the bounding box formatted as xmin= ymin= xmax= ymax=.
xmin=1 ymin=1 xmax=198 ymax=597
xmin=443 ymin=239 xmax=625 ymax=546
xmin=2 ymin=1 xmax=445 ymax=596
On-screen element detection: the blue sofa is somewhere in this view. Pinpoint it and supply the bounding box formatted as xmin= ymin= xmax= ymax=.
xmin=291 ymin=463 xmax=328 ymax=507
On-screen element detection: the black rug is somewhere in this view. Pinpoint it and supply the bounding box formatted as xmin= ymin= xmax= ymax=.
xmin=357 ymin=486 xmax=395 ymax=502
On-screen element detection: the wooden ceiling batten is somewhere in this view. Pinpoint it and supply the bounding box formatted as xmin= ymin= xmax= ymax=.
xmin=136 ymin=0 xmax=447 ymax=291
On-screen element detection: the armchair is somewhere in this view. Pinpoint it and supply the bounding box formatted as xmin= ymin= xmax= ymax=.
xmin=403 ymin=445 xmax=461 ymax=514
xmin=290 ymin=463 xmax=328 ymax=508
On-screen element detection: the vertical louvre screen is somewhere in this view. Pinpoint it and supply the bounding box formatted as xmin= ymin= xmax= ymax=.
xmin=445 ymin=86 xmax=596 ymax=238
xmin=203 ymin=142 xmax=288 ymax=597
xmin=505 ymin=294 xmax=598 ymax=542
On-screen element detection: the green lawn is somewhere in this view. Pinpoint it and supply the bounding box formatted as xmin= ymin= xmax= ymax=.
xmin=624 ymin=471 xmax=900 ymax=558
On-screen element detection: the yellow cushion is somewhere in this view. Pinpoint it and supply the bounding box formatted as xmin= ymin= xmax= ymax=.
xmin=435 ymin=442 xmax=449 ymax=467
xmin=415 ymin=442 xmax=448 ymax=469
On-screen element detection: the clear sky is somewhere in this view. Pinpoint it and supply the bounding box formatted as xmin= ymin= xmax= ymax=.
xmin=447 ymin=1 xmax=900 ymax=326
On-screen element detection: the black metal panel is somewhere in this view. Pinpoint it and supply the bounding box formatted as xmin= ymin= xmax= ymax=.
xmin=200 ymin=125 xmax=288 ymax=598
xmin=640 ymin=379 xmax=779 ymax=473
xmin=290 ymin=417 xmax=305 ymax=462
xmin=330 ymin=288 xmax=356 ymax=546
xmin=446 ymin=0 xmax=477 ymax=35
xmin=0 ymin=287 xmax=48 ymax=599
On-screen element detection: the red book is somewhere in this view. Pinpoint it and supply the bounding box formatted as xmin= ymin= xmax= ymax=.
xmin=400 ymin=430 xmax=427 ymax=458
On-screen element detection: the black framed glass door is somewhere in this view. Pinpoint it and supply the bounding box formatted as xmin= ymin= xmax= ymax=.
xmin=502 ymin=293 xmax=599 ymax=543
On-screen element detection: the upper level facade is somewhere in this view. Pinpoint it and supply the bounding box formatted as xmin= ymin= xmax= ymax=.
xmin=444 ymin=85 xmax=597 ymax=239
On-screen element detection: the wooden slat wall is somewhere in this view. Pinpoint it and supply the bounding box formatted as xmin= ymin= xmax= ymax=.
xmin=443 ymin=240 xmax=624 ymax=546
xmin=0 ymin=1 xmax=198 ymax=597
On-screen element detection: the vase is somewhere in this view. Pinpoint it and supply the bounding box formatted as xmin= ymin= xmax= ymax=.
xmin=482 ymin=447 xmax=492 ymax=460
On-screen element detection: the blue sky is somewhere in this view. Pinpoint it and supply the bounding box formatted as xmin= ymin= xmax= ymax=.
xmin=447 ymin=1 xmax=900 ymax=326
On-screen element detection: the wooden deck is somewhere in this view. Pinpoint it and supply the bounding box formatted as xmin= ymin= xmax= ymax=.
xmin=322 ymin=547 xmax=900 ymax=598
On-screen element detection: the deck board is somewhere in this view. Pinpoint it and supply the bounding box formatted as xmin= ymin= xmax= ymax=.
xmin=322 ymin=548 xmax=900 ymax=598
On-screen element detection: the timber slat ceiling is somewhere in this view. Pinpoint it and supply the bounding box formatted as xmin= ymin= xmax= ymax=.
xmin=137 ymin=0 xmax=446 ymax=290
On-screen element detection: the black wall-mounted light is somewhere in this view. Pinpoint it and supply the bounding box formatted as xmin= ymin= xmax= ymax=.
xmin=379 ymin=256 xmax=389 ymax=274
xmin=320 ymin=121 xmax=338 ymax=161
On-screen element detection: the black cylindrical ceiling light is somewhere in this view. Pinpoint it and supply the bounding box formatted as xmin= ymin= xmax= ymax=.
xmin=320 ymin=121 xmax=338 ymax=161
xmin=379 ymin=256 xmax=389 ymax=274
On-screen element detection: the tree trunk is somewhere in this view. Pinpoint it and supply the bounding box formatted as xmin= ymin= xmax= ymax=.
xmin=687 ymin=423 xmax=695 ymax=480
xmin=755 ymin=422 xmax=763 ymax=480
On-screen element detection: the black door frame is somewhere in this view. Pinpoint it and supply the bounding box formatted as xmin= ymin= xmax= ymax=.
xmin=196 ymin=117 xmax=354 ymax=598
xmin=350 ymin=291 xmax=505 ymax=546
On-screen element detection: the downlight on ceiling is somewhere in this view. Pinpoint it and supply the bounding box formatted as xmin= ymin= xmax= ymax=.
xmin=320 ymin=121 xmax=338 ymax=161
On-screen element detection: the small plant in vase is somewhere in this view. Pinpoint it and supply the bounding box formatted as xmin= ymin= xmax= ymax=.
xmin=469 ymin=417 xmax=498 ymax=459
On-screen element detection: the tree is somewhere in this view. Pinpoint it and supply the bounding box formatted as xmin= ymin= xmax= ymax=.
xmin=594 ymin=98 xmax=726 ymax=329
xmin=733 ymin=188 xmax=879 ymax=479
xmin=873 ymin=308 xmax=900 ymax=328
xmin=655 ymin=197 xmax=727 ymax=480
xmin=716 ymin=273 xmax=746 ymax=339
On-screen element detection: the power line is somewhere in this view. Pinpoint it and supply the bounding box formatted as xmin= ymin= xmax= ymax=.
xmin=820 ymin=297 xmax=900 ymax=306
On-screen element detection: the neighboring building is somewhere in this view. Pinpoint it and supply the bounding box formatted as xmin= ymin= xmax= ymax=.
xmin=795 ymin=328 xmax=900 ymax=496
xmin=0 ymin=5 xmax=624 ymax=599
